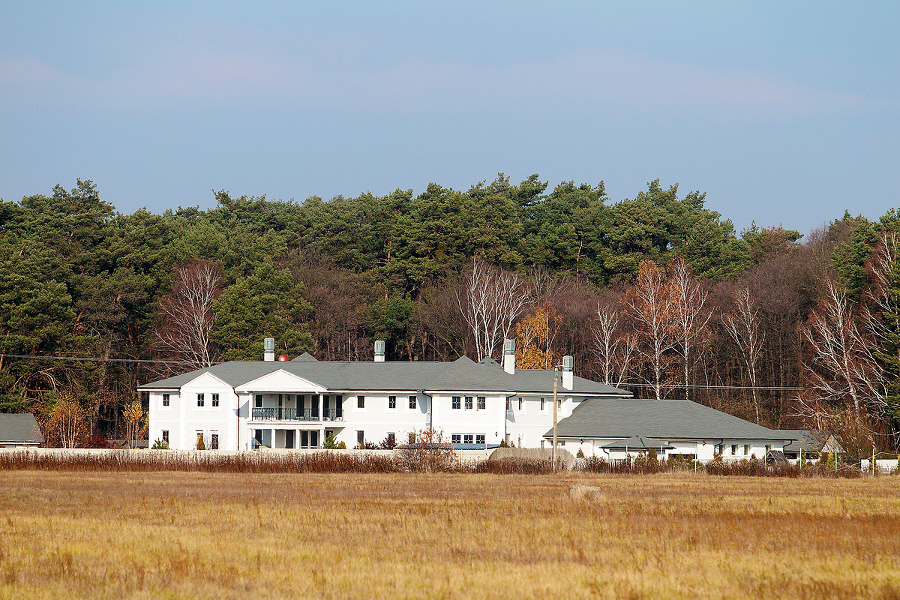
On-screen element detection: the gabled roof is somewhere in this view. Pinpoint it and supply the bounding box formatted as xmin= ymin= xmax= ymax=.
xmin=138 ymin=356 xmax=632 ymax=397
xmin=778 ymin=430 xmax=843 ymax=453
xmin=549 ymin=398 xmax=789 ymax=441
xmin=0 ymin=413 xmax=43 ymax=445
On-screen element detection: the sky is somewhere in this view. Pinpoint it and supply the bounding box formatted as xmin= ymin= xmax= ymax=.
xmin=2 ymin=1 xmax=898 ymax=236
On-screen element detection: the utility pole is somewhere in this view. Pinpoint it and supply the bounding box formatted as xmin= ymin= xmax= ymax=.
xmin=552 ymin=366 xmax=559 ymax=471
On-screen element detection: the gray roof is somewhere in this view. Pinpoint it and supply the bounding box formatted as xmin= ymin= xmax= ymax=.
xmin=601 ymin=436 xmax=674 ymax=451
xmin=137 ymin=356 xmax=631 ymax=397
xmin=778 ymin=430 xmax=839 ymax=453
xmin=548 ymin=398 xmax=791 ymax=442
xmin=0 ymin=413 xmax=43 ymax=445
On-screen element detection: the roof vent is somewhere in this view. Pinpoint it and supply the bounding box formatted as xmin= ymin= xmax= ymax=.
xmin=374 ymin=340 xmax=385 ymax=362
xmin=264 ymin=337 xmax=275 ymax=362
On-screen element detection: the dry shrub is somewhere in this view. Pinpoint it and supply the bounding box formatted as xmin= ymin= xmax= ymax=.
xmin=475 ymin=457 xmax=554 ymax=474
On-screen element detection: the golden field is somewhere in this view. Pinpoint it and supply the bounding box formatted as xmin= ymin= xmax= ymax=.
xmin=0 ymin=471 xmax=898 ymax=599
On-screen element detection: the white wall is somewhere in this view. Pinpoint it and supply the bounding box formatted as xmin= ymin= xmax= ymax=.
xmin=506 ymin=395 xmax=580 ymax=448
xmin=429 ymin=393 xmax=508 ymax=447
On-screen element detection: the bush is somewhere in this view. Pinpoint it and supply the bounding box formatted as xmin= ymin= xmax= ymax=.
xmin=151 ymin=439 xmax=169 ymax=450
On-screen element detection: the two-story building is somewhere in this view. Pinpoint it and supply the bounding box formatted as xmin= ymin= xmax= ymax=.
xmin=139 ymin=339 xmax=629 ymax=451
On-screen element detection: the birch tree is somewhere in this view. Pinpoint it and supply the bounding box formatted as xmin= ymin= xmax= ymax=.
xmin=799 ymin=279 xmax=885 ymax=457
xmin=722 ymin=286 xmax=765 ymax=423
xmin=667 ymin=256 xmax=710 ymax=400
xmin=593 ymin=302 xmax=636 ymax=387
xmin=154 ymin=260 xmax=224 ymax=371
xmin=458 ymin=258 xmax=529 ymax=361
xmin=627 ymin=260 xmax=676 ymax=399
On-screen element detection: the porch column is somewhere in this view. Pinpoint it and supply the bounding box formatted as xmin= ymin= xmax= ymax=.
xmin=318 ymin=428 xmax=325 ymax=449
xmin=318 ymin=394 xmax=323 ymax=422
xmin=270 ymin=428 xmax=276 ymax=449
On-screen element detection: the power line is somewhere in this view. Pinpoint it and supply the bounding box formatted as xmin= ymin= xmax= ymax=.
xmin=617 ymin=382 xmax=805 ymax=392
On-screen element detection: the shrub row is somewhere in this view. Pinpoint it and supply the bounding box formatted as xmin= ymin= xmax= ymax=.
xmin=0 ymin=450 xmax=876 ymax=476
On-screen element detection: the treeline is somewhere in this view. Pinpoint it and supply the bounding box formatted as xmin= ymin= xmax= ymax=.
xmin=1 ymin=175 xmax=897 ymax=454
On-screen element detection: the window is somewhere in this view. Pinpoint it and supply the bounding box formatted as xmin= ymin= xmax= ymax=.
xmin=475 ymin=434 xmax=485 ymax=445
xmin=464 ymin=434 xmax=473 ymax=444
xmin=212 ymin=393 xmax=219 ymax=407
xmin=357 ymin=431 xmax=365 ymax=446
xmin=388 ymin=395 xmax=396 ymax=409
xmin=518 ymin=397 xmax=523 ymax=411
xmin=357 ymin=395 xmax=365 ymax=409
xmin=255 ymin=395 xmax=263 ymax=408
xmin=506 ymin=398 xmax=511 ymax=411
xmin=387 ymin=432 xmax=396 ymax=444
xmin=409 ymin=395 xmax=417 ymax=410
xmin=210 ymin=433 xmax=219 ymax=450
xmin=744 ymin=444 xmax=750 ymax=456
xmin=477 ymin=396 xmax=485 ymax=410
xmin=162 ymin=393 xmax=170 ymax=407
xmin=452 ymin=396 xmax=461 ymax=410
xmin=197 ymin=393 xmax=205 ymax=407
xmin=731 ymin=445 xmax=738 ymax=455
xmin=465 ymin=396 xmax=473 ymax=410
xmin=452 ymin=434 xmax=461 ymax=444
xmin=196 ymin=432 xmax=204 ymax=448
xmin=540 ymin=397 xmax=545 ymax=410
xmin=162 ymin=430 xmax=169 ymax=444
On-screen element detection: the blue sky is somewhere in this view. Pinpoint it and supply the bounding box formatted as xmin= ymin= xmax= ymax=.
xmin=2 ymin=1 xmax=898 ymax=235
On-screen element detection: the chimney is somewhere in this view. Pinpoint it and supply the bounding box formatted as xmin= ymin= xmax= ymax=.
xmin=562 ymin=355 xmax=574 ymax=390
xmin=264 ymin=337 xmax=275 ymax=362
xmin=503 ymin=338 xmax=516 ymax=374
xmin=374 ymin=340 xmax=386 ymax=362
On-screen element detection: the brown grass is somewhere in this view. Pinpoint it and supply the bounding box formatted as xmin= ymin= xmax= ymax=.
xmin=1 ymin=471 xmax=898 ymax=599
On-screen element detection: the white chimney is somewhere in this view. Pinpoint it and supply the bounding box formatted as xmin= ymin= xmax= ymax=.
xmin=374 ymin=340 xmax=386 ymax=362
xmin=503 ymin=338 xmax=516 ymax=374
xmin=562 ymin=355 xmax=574 ymax=390
xmin=264 ymin=337 xmax=275 ymax=362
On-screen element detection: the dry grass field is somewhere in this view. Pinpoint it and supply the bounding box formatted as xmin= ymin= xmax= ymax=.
xmin=0 ymin=471 xmax=898 ymax=599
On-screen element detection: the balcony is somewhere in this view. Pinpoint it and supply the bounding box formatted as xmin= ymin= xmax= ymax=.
xmin=251 ymin=408 xmax=342 ymax=421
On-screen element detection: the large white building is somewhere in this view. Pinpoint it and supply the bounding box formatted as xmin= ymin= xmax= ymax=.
xmin=139 ymin=339 xmax=628 ymax=451
xmin=140 ymin=338 xmax=793 ymax=459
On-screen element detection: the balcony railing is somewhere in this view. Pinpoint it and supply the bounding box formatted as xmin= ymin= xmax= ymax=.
xmin=251 ymin=408 xmax=341 ymax=421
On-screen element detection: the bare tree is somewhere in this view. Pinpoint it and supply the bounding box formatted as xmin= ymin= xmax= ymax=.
xmin=593 ymin=302 xmax=636 ymax=387
xmin=722 ymin=286 xmax=765 ymax=422
xmin=154 ymin=260 xmax=224 ymax=371
xmin=799 ymin=279 xmax=885 ymax=457
xmin=667 ymin=257 xmax=711 ymax=400
xmin=457 ymin=258 xmax=529 ymax=361
xmin=627 ymin=260 xmax=676 ymax=399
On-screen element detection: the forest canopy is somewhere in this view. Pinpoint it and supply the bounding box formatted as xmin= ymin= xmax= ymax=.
xmin=1 ymin=175 xmax=897 ymax=455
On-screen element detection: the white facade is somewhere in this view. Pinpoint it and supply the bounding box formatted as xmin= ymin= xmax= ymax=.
xmin=142 ymin=344 xmax=616 ymax=451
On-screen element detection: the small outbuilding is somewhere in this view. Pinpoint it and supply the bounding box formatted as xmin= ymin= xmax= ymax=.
xmin=0 ymin=413 xmax=43 ymax=448
xmin=777 ymin=430 xmax=843 ymax=460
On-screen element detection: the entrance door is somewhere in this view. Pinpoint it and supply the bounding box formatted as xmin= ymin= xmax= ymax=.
xmin=285 ymin=430 xmax=295 ymax=449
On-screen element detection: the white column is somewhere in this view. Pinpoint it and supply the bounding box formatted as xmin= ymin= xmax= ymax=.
xmin=318 ymin=394 xmax=324 ymax=423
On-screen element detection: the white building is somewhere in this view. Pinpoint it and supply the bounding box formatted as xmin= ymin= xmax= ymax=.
xmin=139 ymin=339 xmax=629 ymax=451
xmin=548 ymin=397 xmax=793 ymax=462
xmin=140 ymin=338 xmax=795 ymax=458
